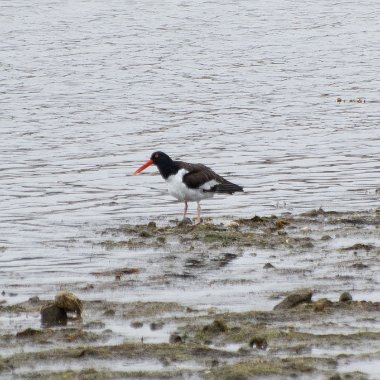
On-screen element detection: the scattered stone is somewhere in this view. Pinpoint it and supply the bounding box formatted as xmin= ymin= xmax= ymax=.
xmin=313 ymin=298 xmax=333 ymax=312
xmin=301 ymin=208 xmax=326 ymax=217
xmin=339 ymin=292 xmax=353 ymax=303
xmin=326 ymin=374 xmax=342 ymax=380
xmin=321 ymin=235 xmax=332 ymax=241
xmin=249 ymin=336 xmax=268 ymax=350
xmin=147 ymin=221 xmax=157 ymax=229
xmin=169 ymin=333 xmax=183 ymax=343
xmin=275 ymin=219 xmax=289 ymax=229
xmin=202 ymin=319 xmax=228 ymax=334
xmin=160 ymin=357 xmax=171 ymax=366
xmin=16 ymin=328 xmax=43 ymax=338
xmin=131 ymin=321 xmax=143 ymax=328
xmin=103 ymin=309 xmax=116 ymax=317
xmin=300 ymin=241 xmax=314 ymax=249
xmin=139 ymin=231 xmax=151 ymax=238
xmin=263 ymin=263 xmax=275 ymax=269
xmin=235 ymin=215 xmax=274 ymax=226
xmin=55 ymin=291 xmax=83 ymax=317
xmin=28 ymin=296 xmax=40 ymax=304
xmin=351 ymin=263 xmax=368 ymax=269
xmin=41 ymin=303 xmax=67 ymax=327
xmin=341 ymin=243 xmax=375 ymax=251
xmin=150 ymin=321 xmax=164 ymax=331
xmin=177 ymin=218 xmax=192 ymax=226
xmin=273 ymin=288 xmax=313 ymax=310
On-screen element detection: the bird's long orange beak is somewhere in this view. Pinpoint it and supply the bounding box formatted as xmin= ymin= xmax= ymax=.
xmin=133 ymin=159 xmax=154 ymax=175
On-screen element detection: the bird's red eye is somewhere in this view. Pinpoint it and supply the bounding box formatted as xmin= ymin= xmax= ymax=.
xmin=154 ymin=153 xmax=159 ymax=158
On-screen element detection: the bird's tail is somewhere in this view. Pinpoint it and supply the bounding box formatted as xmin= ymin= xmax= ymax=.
xmin=205 ymin=181 xmax=244 ymax=194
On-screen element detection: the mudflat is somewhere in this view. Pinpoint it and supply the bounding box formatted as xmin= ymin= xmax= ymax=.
xmin=1 ymin=209 xmax=379 ymax=379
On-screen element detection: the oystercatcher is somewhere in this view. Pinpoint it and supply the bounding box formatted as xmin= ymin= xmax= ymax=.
xmin=133 ymin=151 xmax=243 ymax=223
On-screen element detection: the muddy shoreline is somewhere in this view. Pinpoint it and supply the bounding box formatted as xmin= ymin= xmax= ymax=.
xmin=1 ymin=209 xmax=379 ymax=379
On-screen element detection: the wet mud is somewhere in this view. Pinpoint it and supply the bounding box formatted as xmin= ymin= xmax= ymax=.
xmin=1 ymin=209 xmax=379 ymax=379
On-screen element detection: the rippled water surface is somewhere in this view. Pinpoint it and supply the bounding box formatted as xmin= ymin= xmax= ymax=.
xmin=1 ymin=0 xmax=379 ymax=305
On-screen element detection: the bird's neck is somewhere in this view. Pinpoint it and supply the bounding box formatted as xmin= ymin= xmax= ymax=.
xmin=157 ymin=160 xmax=178 ymax=180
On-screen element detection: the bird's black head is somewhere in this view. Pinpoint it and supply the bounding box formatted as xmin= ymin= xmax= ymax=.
xmin=133 ymin=151 xmax=177 ymax=179
xmin=150 ymin=151 xmax=171 ymax=165
xmin=150 ymin=151 xmax=177 ymax=179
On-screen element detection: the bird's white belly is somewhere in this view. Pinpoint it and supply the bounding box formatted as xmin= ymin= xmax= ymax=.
xmin=166 ymin=169 xmax=217 ymax=202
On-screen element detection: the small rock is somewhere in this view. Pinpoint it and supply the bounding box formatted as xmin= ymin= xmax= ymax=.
xmin=339 ymin=292 xmax=353 ymax=303
xmin=160 ymin=357 xmax=171 ymax=367
xmin=273 ymin=288 xmax=313 ymax=310
xmin=327 ymin=374 xmax=342 ymax=380
xmin=300 ymin=208 xmax=326 ymax=217
xmin=313 ymin=298 xmax=333 ymax=312
xmin=16 ymin=328 xmax=43 ymax=338
xmin=103 ymin=309 xmax=116 ymax=317
xmin=139 ymin=231 xmax=151 ymax=238
xmin=169 ymin=333 xmax=183 ymax=343
xmin=54 ymin=291 xmax=83 ymax=316
xmin=157 ymin=236 xmax=166 ymax=244
xmin=202 ymin=319 xmax=228 ymax=334
xmin=131 ymin=321 xmax=143 ymax=328
xmin=275 ymin=219 xmax=289 ymax=229
xmin=28 ymin=296 xmax=40 ymax=304
xmin=263 ymin=263 xmax=275 ymax=269
xmin=41 ymin=303 xmax=67 ymax=327
xmin=342 ymin=243 xmax=374 ymax=251
xmin=150 ymin=321 xmax=164 ymax=331
xmin=249 ymin=336 xmax=268 ymax=350
xmin=321 ymin=235 xmax=332 ymax=241
xmin=177 ymin=218 xmax=192 ymax=226
xmin=351 ymin=262 xmax=368 ymax=269
xmin=147 ymin=221 xmax=157 ymax=229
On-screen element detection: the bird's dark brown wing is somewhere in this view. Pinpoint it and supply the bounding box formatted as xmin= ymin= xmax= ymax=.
xmin=175 ymin=161 xmax=243 ymax=194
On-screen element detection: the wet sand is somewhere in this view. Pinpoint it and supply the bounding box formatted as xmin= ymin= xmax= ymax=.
xmin=1 ymin=209 xmax=379 ymax=379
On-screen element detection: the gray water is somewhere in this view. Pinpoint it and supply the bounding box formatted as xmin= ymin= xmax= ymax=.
xmin=1 ymin=0 xmax=379 ymax=305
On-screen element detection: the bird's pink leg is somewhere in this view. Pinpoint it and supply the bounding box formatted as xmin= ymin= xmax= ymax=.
xmin=183 ymin=201 xmax=188 ymax=219
xmin=196 ymin=201 xmax=201 ymax=224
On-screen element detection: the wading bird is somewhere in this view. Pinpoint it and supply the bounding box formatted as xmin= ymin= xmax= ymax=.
xmin=133 ymin=151 xmax=243 ymax=223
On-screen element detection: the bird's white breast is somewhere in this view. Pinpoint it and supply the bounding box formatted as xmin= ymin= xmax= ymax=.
xmin=166 ymin=169 xmax=217 ymax=202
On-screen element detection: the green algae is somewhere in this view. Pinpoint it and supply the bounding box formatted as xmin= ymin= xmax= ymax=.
xmin=204 ymin=356 xmax=336 ymax=380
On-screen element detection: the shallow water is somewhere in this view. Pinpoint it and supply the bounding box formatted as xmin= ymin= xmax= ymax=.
xmin=1 ymin=0 xmax=380 ymax=313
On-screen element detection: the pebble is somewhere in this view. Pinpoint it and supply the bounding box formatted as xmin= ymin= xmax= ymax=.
xmin=339 ymin=292 xmax=353 ymax=302
xmin=41 ymin=303 xmax=67 ymax=327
